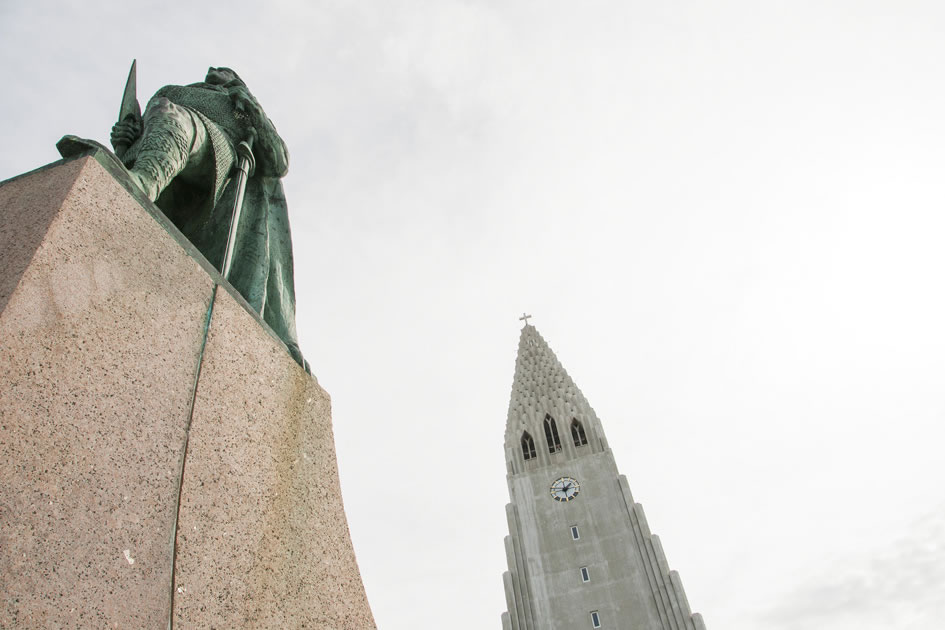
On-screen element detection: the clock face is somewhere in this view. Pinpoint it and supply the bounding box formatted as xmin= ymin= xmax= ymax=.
xmin=550 ymin=477 xmax=580 ymax=502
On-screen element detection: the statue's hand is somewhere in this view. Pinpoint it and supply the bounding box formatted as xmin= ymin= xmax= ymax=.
xmin=227 ymin=84 xmax=263 ymax=132
xmin=110 ymin=116 xmax=142 ymax=151
xmin=224 ymin=82 xmax=287 ymax=177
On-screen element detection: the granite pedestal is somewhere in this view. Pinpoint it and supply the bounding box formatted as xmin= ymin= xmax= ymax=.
xmin=0 ymin=155 xmax=375 ymax=629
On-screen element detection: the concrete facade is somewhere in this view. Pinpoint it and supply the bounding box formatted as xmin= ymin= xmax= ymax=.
xmin=501 ymin=325 xmax=705 ymax=630
xmin=0 ymin=155 xmax=376 ymax=629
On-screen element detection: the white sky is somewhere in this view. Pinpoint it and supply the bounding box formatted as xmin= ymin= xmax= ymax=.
xmin=3 ymin=2 xmax=945 ymax=628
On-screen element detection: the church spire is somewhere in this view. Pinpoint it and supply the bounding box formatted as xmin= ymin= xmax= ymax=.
xmin=500 ymin=323 xmax=706 ymax=630
xmin=504 ymin=324 xmax=606 ymax=474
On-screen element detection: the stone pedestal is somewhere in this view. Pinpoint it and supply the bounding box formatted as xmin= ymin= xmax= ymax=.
xmin=0 ymin=155 xmax=376 ymax=629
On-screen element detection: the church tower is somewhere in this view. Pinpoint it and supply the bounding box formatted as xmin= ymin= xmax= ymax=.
xmin=501 ymin=323 xmax=706 ymax=630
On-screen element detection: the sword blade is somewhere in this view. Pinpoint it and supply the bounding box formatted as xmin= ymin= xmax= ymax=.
xmin=118 ymin=59 xmax=140 ymax=122
xmin=114 ymin=59 xmax=140 ymax=159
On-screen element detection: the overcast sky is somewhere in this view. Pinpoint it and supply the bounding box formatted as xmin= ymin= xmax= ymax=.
xmin=3 ymin=1 xmax=945 ymax=628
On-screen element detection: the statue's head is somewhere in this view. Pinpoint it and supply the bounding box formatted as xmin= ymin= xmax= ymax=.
xmin=206 ymin=67 xmax=246 ymax=88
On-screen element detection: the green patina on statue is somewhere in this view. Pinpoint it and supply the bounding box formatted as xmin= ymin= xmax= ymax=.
xmin=61 ymin=65 xmax=307 ymax=370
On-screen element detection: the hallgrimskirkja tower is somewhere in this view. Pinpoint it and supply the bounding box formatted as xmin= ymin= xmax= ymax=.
xmin=501 ymin=324 xmax=705 ymax=630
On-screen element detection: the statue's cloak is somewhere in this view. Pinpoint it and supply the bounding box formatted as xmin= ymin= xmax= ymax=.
xmin=165 ymin=165 xmax=302 ymax=369
xmin=129 ymin=83 xmax=304 ymax=368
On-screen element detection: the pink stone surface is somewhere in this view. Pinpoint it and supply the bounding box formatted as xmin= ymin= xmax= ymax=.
xmin=173 ymin=286 xmax=376 ymax=629
xmin=0 ymin=160 xmax=87 ymax=314
xmin=0 ymin=157 xmax=213 ymax=628
xmin=0 ymin=156 xmax=376 ymax=629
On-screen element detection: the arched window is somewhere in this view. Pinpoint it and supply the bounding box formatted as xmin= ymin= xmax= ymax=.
xmin=571 ymin=418 xmax=588 ymax=447
xmin=521 ymin=431 xmax=537 ymax=461
xmin=544 ymin=415 xmax=562 ymax=453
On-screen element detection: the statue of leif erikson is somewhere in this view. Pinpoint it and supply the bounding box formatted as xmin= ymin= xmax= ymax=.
xmin=59 ymin=65 xmax=307 ymax=370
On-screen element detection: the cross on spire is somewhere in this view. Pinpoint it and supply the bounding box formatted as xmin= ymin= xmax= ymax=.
xmin=519 ymin=313 xmax=532 ymax=326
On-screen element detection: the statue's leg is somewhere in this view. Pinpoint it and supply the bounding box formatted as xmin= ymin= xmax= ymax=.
xmin=128 ymin=97 xmax=210 ymax=201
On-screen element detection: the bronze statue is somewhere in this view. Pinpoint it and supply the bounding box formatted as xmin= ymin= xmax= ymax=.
xmin=61 ymin=66 xmax=306 ymax=370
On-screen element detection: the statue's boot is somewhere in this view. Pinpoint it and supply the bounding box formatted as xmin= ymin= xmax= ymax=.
xmin=56 ymin=131 xmax=189 ymax=204
xmin=56 ymin=135 xmax=152 ymax=204
xmin=57 ymin=135 xmax=125 ymax=168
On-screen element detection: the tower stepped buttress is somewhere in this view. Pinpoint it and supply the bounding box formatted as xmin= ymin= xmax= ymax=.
xmin=500 ymin=324 xmax=705 ymax=630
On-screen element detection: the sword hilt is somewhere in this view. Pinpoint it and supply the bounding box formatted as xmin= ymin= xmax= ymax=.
xmin=236 ymin=129 xmax=256 ymax=177
xmin=113 ymin=112 xmax=141 ymax=160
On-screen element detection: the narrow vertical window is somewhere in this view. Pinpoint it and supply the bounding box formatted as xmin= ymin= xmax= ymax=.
xmin=591 ymin=611 xmax=601 ymax=628
xmin=570 ymin=525 xmax=580 ymax=540
xmin=571 ymin=418 xmax=588 ymax=447
xmin=544 ymin=414 xmax=562 ymax=453
xmin=521 ymin=431 xmax=536 ymax=461
xmin=581 ymin=566 xmax=590 ymax=582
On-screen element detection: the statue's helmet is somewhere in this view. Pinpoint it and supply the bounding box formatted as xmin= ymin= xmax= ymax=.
xmin=206 ymin=67 xmax=246 ymax=88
